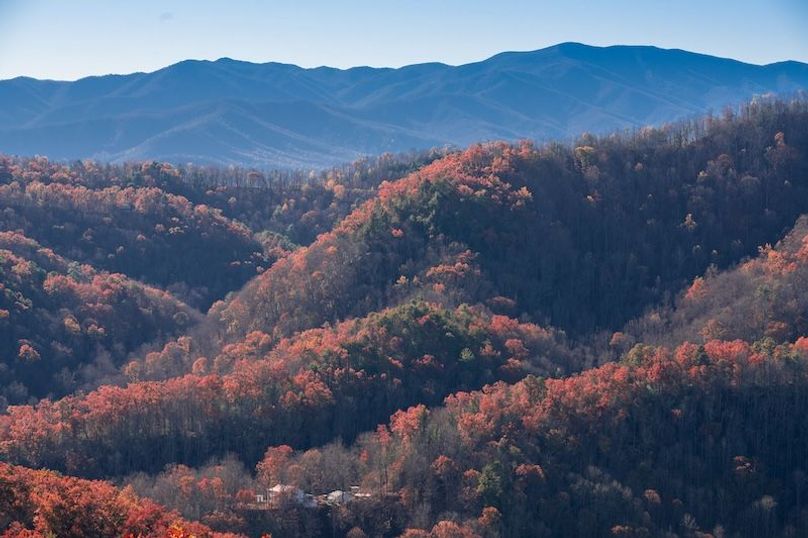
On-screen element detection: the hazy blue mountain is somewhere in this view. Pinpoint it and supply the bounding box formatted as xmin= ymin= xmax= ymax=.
xmin=1 ymin=43 xmax=807 ymax=168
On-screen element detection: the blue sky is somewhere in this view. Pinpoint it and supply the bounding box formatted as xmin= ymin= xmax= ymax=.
xmin=0 ymin=0 xmax=806 ymax=80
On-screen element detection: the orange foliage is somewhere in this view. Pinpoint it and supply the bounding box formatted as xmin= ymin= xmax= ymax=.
xmin=0 ymin=463 xmax=237 ymax=538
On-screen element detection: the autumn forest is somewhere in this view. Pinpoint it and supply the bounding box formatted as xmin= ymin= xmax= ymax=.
xmin=1 ymin=97 xmax=808 ymax=537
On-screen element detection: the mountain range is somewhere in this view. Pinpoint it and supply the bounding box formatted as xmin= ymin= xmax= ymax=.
xmin=1 ymin=42 xmax=807 ymax=168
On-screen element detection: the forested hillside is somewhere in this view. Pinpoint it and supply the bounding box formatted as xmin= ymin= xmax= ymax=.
xmin=2 ymin=98 xmax=808 ymax=537
xmin=214 ymin=97 xmax=808 ymax=342
xmin=0 ymin=302 xmax=573 ymax=477
xmin=112 ymin=215 xmax=808 ymax=536
xmin=0 ymin=150 xmax=442 ymax=309
xmin=0 ymin=231 xmax=196 ymax=407
xmin=0 ymin=462 xmax=239 ymax=537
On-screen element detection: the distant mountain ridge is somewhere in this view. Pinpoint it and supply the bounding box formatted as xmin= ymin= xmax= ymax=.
xmin=1 ymin=42 xmax=807 ymax=168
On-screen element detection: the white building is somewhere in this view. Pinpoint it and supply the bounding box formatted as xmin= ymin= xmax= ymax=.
xmin=263 ymin=484 xmax=317 ymax=508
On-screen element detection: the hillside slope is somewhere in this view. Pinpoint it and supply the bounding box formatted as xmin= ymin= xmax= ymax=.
xmin=117 ymin=212 xmax=808 ymax=537
xmin=2 ymin=100 xmax=808 ymax=537
xmin=0 ymin=231 xmax=197 ymax=407
xmin=211 ymin=99 xmax=808 ymax=344
xmin=0 ymin=462 xmax=239 ymax=537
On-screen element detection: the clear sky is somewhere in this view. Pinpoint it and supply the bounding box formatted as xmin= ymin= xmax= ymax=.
xmin=0 ymin=0 xmax=806 ymax=81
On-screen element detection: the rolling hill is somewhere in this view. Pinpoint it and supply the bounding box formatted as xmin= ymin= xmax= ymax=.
xmin=2 ymin=99 xmax=808 ymax=536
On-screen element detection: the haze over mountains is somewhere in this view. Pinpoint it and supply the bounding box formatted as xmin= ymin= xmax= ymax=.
xmin=1 ymin=42 xmax=807 ymax=168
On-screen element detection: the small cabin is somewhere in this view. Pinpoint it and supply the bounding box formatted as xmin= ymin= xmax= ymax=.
xmin=326 ymin=490 xmax=353 ymax=505
xmin=265 ymin=484 xmax=317 ymax=508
